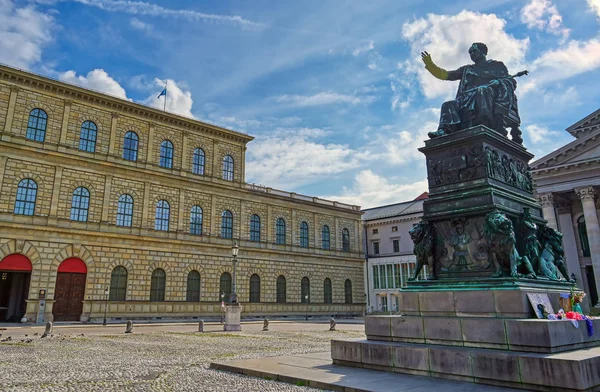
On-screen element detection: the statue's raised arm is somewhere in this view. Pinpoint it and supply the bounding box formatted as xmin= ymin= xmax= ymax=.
xmin=423 ymin=43 xmax=527 ymax=144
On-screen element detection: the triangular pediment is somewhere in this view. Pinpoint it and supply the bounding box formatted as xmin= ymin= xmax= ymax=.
xmin=531 ymin=127 xmax=600 ymax=170
xmin=567 ymin=108 xmax=600 ymax=138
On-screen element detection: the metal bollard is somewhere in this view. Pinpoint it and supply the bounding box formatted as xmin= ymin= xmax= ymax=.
xmin=329 ymin=317 xmax=336 ymax=331
xmin=125 ymin=320 xmax=134 ymax=334
xmin=198 ymin=319 xmax=204 ymax=332
xmin=41 ymin=321 xmax=53 ymax=338
xmin=262 ymin=318 xmax=269 ymax=331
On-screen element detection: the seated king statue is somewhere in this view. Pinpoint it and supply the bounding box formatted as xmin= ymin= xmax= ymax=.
xmin=422 ymin=42 xmax=528 ymax=143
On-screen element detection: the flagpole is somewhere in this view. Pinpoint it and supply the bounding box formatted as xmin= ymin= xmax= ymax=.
xmin=163 ymin=80 xmax=168 ymax=112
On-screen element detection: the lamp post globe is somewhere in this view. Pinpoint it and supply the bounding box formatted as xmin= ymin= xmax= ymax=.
xmin=304 ymin=294 xmax=309 ymax=321
xmin=103 ymin=287 xmax=109 ymax=326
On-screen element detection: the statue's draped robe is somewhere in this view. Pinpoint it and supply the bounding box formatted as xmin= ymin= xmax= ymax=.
xmin=439 ymin=60 xmax=520 ymax=132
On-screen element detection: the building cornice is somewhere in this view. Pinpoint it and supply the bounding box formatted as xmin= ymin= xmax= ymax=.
xmin=0 ymin=64 xmax=254 ymax=144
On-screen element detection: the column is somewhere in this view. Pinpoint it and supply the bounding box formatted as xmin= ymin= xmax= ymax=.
xmin=180 ymin=131 xmax=189 ymax=172
xmin=212 ymin=140 xmax=220 ymax=179
xmin=313 ymin=212 xmax=319 ymax=248
xmin=59 ymin=100 xmax=72 ymax=145
xmin=538 ymin=192 xmax=558 ymax=230
xmin=48 ymin=167 xmax=64 ymax=220
xmin=334 ymin=216 xmax=340 ymax=250
xmin=101 ymin=175 xmax=113 ymax=223
xmin=0 ymin=156 xmax=8 ymax=191
xmin=2 ymin=85 xmax=20 ymax=136
xmin=291 ymin=209 xmax=297 ymax=246
xmin=555 ymin=200 xmax=584 ymax=286
xmin=210 ymin=194 xmax=217 ymax=236
xmin=575 ymin=186 xmax=600 ymax=306
xmin=266 ymin=205 xmax=272 ymax=243
xmin=177 ymin=189 xmax=185 ymax=232
xmin=108 ymin=112 xmax=119 ymax=156
xmin=141 ymin=182 xmax=152 ymax=229
xmin=241 ymin=146 xmax=247 ymax=183
xmin=146 ymin=122 xmax=156 ymax=164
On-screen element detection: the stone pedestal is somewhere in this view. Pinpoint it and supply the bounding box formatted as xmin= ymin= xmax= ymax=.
xmin=224 ymin=303 xmax=242 ymax=332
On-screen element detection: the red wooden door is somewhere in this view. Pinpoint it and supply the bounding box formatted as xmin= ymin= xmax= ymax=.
xmin=53 ymin=272 xmax=86 ymax=321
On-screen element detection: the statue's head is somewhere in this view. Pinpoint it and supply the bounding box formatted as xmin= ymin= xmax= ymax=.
xmin=469 ymin=42 xmax=488 ymax=62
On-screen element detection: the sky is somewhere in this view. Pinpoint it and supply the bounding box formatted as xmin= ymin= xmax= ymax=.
xmin=2 ymin=0 xmax=600 ymax=208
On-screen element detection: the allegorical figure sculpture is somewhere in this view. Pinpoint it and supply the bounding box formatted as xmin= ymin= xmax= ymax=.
xmin=537 ymin=225 xmax=572 ymax=281
xmin=409 ymin=220 xmax=436 ymax=280
xmin=421 ymin=43 xmax=528 ymax=143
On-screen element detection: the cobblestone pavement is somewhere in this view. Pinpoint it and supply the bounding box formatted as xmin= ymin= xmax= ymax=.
xmin=0 ymin=323 xmax=365 ymax=391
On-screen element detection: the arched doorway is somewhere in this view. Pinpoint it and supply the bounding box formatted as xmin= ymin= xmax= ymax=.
xmin=0 ymin=254 xmax=32 ymax=322
xmin=53 ymin=258 xmax=87 ymax=321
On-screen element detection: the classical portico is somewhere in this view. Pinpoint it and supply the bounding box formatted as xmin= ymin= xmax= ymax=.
xmin=531 ymin=108 xmax=600 ymax=307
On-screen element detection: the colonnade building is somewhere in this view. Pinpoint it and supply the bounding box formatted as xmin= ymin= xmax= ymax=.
xmin=531 ymin=108 xmax=600 ymax=307
xmin=0 ymin=65 xmax=364 ymax=323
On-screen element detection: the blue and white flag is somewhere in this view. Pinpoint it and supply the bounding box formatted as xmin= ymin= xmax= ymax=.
xmin=157 ymin=88 xmax=167 ymax=98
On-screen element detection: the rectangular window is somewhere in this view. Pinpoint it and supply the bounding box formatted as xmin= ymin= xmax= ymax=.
xmin=380 ymin=265 xmax=387 ymax=289
xmin=401 ymin=263 xmax=411 ymax=287
xmin=373 ymin=265 xmax=379 ymax=289
xmin=372 ymin=228 xmax=378 ymax=234
xmin=373 ymin=241 xmax=379 ymax=255
xmin=394 ymin=263 xmax=401 ymax=288
xmin=393 ymin=239 xmax=400 ymax=253
xmin=387 ymin=264 xmax=394 ymax=289
xmin=381 ymin=296 xmax=388 ymax=312
xmin=391 ymin=226 xmax=398 ymax=232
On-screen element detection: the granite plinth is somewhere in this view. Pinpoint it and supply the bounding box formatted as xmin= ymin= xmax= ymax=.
xmin=365 ymin=316 xmax=600 ymax=353
xmin=332 ymin=339 xmax=600 ymax=391
xmin=224 ymin=303 xmax=242 ymax=331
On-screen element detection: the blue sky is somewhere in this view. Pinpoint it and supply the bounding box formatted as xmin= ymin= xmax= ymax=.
xmin=2 ymin=0 xmax=600 ymax=208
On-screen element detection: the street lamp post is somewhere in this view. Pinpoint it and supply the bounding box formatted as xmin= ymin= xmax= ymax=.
xmin=103 ymin=287 xmax=109 ymax=326
xmin=304 ymin=294 xmax=309 ymax=321
xmin=220 ymin=292 xmax=225 ymax=323
xmin=230 ymin=241 xmax=239 ymax=304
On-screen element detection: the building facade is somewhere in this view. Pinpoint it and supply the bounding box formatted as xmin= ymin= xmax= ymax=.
xmin=0 ymin=65 xmax=364 ymax=323
xmin=362 ymin=194 xmax=427 ymax=313
xmin=531 ymin=108 xmax=600 ymax=307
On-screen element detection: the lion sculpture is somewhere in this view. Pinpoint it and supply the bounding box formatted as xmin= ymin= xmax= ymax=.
xmin=483 ymin=211 xmax=536 ymax=278
xmin=537 ymin=225 xmax=570 ymax=281
xmin=409 ymin=220 xmax=436 ymax=280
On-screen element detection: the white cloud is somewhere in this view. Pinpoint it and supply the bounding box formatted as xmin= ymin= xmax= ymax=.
xmin=246 ymin=128 xmax=362 ymax=189
xmin=274 ymin=92 xmax=375 ymax=107
xmin=352 ymin=40 xmax=374 ymax=56
xmin=0 ymin=0 xmax=56 ymax=69
xmin=522 ymin=39 xmax=600 ymax=92
xmin=400 ymin=11 xmax=529 ymax=99
xmin=325 ymin=170 xmax=428 ymax=209
xmin=524 ymin=124 xmax=561 ymax=143
xmin=143 ymin=78 xmax=194 ymax=118
xmin=521 ymin=0 xmax=569 ymax=39
xmin=130 ymin=17 xmax=153 ymax=33
xmin=74 ymin=0 xmax=263 ymax=29
xmin=59 ymin=69 xmax=128 ymax=99
xmin=587 ymin=0 xmax=600 ymax=19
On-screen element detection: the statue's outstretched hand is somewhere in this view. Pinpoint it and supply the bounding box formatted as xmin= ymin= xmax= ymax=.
xmin=421 ymin=51 xmax=434 ymax=67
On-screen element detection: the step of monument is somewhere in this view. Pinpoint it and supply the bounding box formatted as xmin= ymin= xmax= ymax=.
xmin=366 ymin=315 xmax=600 ymax=353
xmin=331 ymin=338 xmax=600 ymax=392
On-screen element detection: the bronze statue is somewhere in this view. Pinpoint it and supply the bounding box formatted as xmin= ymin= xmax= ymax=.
xmin=421 ymin=43 xmax=528 ymax=143
xmin=537 ymin=225 xmax=571 ymax=281
xmin=483 ymin=210 xmax=536 ymax=278
xmin=408 ymin=220 xmax=436 ymax=280
xmin=520 ymin=207 xmax=541 ymax=272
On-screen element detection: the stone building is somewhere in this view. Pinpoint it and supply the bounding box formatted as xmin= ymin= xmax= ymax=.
xmin=362 ymin=193 xmax=427 ymax=313
xmin=0 ymin=65 xmax=364 ymax=323
xmin=531 ymin=108 xmax=600 ymax=307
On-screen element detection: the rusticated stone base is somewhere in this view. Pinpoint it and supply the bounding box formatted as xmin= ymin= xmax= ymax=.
xmin=331 ymin=339 xmax=600 ymax=391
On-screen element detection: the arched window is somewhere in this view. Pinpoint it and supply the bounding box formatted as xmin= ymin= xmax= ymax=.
xmin=301 ymin=277 xmax=310 ymax=303
xmin=322 ymin=225 xmax=330 ymax=250
xmin=109 ymin=266 xmax=127 ymax=301
xmin=123 ymin=131 xmax=139 ymax=161
xmin=276 ymin=218 xmax=286 ymax=245
xmin=190 ymin=206 xmax=203 ymax=235
xmin=276 ymin=275 xmax=286 ymax=303
xmin=221 ymin=210 xmax=233 ymax=238
xmin=578 ymin=216 xmax=591 ymax=257
xmin=159 ymin=140 xmax=174 ymax=168
xmin=300 ymin=221 xmax=309 ymax=248
xmin=150 ymin=268 xmax=166 ymax=302
xmin=70 ymin=187 xmax=90 ymax=222
xmin=116 ymin=194 xmax=134 ymax=227
xmin=324 ymin=278 xmax=333 ymax=304
xmin=220 ymin=272 xmax=232 ymax=302
xmin=250 ymin=214 xmax=261 ymax=242
xmin=26 ymin=108 xmax=47 ymax=142
xmin=14 ymin=179 xmax=37 ymax=216
xmin=192 ymin=148 xmax=205 ymax=175
xmin=342 ymin=228 xmax=350 ymax=252
xmin=79 ymin=120 xmax=97 ymax=153
xmin=222 ymin=155 xmax=234 ymax=181
xmin=344 ymin=279 xmax=352 ymax=304
xmin=249 ymin=274 xmax=260 ymax=303
xmin=186 ymin=271 xmax=201 ymax=302
xmin=155 ymin=200 xmax=170 ymax=231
